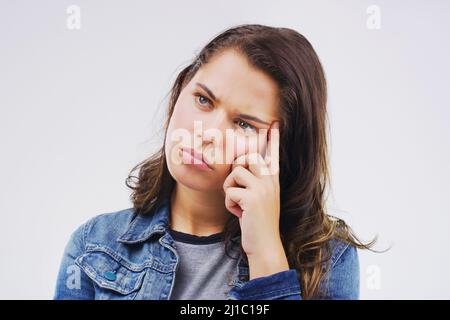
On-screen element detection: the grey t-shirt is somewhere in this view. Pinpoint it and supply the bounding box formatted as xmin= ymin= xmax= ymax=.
xmin=168 ymin=229 xmax=240 ymax=300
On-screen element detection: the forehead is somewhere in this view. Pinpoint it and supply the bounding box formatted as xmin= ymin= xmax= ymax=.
xmin=189 ymin=49 xmax=279 ymax=120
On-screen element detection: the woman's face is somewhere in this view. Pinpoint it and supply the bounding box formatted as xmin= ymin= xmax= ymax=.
xmin=165 ymin=49 xmax=279 ymax=192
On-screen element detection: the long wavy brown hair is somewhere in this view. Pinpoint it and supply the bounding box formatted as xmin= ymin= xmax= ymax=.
xmin=126 ymin=24 xmax=378 ymax=299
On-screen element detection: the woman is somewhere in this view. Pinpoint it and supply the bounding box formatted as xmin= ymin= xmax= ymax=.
xmin=54 ymin=24 xmax=375 ymax=300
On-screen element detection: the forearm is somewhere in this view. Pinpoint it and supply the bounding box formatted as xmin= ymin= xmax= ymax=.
xmin=247 ymin=240 xmax=290 ymax=280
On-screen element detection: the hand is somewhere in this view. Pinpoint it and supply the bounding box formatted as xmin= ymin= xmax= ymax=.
xmin=223 ymin=121 xmax=286 ymax=261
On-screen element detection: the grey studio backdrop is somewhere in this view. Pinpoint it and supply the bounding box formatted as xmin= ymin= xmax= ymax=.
xmin=0 ymin=0 xmax=449 ymax=299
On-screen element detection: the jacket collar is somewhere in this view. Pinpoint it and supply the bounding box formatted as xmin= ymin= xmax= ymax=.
xmin=117 ymin=196 xmax=243 ymax=249
xmin=117 ymin=197 xmax=171 ymax=244
xmin=117 ymin=195 xmax=249 ymax=281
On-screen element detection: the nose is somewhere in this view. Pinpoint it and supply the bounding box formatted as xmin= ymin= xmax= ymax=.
xmin=199 ymin=111 xmax=229 ymax=144
xmin=194 ymin=111 xmax=232 ymax=163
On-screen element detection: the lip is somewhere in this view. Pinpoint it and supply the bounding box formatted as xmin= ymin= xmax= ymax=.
xmin=181 ymin=147 xmax=213 ymax=170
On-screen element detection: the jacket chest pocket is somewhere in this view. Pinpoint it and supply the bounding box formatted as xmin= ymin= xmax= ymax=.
xmin=76 ymin=250 xmax=147 ymax=300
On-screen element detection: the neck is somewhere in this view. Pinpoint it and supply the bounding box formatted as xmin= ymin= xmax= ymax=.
xmin=169 ymin=183 xmax=230 ymax=236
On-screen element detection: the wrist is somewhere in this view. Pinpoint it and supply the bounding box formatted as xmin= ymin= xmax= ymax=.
xmin=247 ymin=240 xmax=290 ymax=280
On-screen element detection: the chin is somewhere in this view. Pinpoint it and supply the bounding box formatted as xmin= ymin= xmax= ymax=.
xmin=166 ymin=160 xmax=221 ymax=191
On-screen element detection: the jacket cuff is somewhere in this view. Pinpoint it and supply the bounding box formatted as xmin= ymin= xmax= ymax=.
xmin=228 ymin=269 xmax=302 ymax=300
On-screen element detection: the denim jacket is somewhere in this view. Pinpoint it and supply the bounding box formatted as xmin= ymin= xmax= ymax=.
xmin=54 ymin=197 xmax=359 ymax=300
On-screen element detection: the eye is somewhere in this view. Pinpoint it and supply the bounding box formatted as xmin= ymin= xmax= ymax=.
xmin=194 ymin=93 xmax=212 ymax=108
xmin=235 ymin=119 xmax=257 ymax=133
xmin=194 ymin=92 xmax=257 ymax=133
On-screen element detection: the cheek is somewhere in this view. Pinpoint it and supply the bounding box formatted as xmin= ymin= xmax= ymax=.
xmin=166 ymin=100 xmax=199 ymax=143
xmin=234 ymin=136 xmax=248 ymax=158
xmin=165 ymin=110 xmax=193 ymax=162
xmin=170 ymin=97 xmax=212 ymax=136
xmin=172 ymin=102 xmax=195 ymax=129
xmin=231 ymin=135 xmax=266 ymax=159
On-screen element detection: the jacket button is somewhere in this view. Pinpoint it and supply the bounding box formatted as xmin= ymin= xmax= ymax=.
xmin=104 ymin=271 xmax=117 ymax=281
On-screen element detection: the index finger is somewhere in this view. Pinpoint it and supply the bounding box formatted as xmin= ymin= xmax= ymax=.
xmin=264 ymin=121 xmax=280 ymax=176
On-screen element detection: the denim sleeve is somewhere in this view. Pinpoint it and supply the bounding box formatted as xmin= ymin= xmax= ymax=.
xmin=53 ymin=220 xmax=95 ymax=300
xmin=320 ymin=244 xmax=360 ymax=300
xmin=228 ymin=269 xmax=302 ymax=300
xmin=228 ymin=244 xmax=360 ymax=300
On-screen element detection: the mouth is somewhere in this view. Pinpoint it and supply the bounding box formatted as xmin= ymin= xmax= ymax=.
xmin=180 ymin=147 xmax=213 ymax=170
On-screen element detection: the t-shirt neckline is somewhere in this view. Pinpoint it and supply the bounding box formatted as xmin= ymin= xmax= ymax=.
xmin=168 ymin=228 xmax=224 ymax=245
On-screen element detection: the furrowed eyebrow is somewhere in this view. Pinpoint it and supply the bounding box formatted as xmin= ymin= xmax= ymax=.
xmin=236 ymin=114 xmax=270 ymax=126
xmin=195 ymin=82 xmax=271 ymax=126
xmin=195 ymin=82 xmax=218 ymax=102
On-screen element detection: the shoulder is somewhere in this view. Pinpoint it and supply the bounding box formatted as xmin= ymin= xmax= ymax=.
xmin=86 ymin=208 xmax=136 ymax=235
xmin=327 ymin=236 xmax=359 ymax=269
xmin=318 ymin=236 xmax=360 ymax=299
xmin=68 ymin=208 xmax=136 ymax=251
